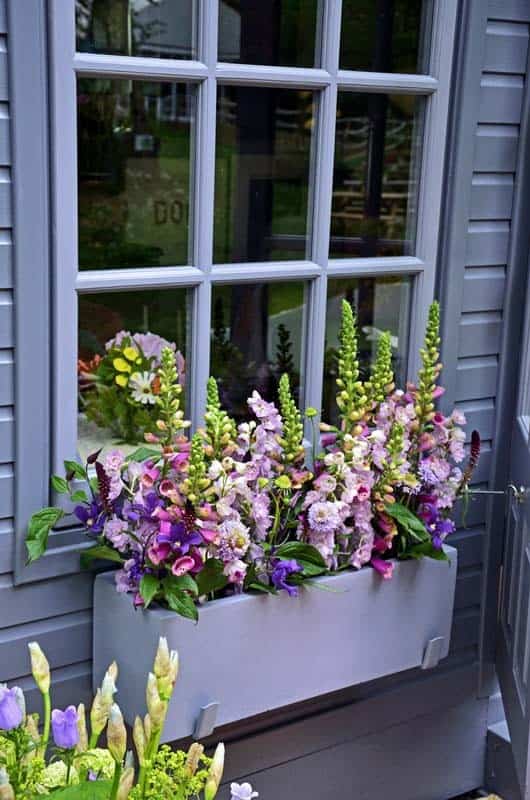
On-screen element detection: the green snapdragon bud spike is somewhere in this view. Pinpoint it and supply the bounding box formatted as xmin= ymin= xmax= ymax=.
xmin=336 ymin=300 xmax=368 ymax=434
xmin=203 ymin=377 xmax=237 ymax=457
xmin=184 ymin=433 xmax=209 ymax=504
xmin=155 ymin=347 xmax=189 ymax=446
xmin=415 ymin=301 xmax=442 ymax=430
xmin=375 ymin=422 xmax=405 ymax=504
xmin=278 ymin=373 xmax=305 ymax=465
xmin=367 ymin=331 xmax=394 ymax=405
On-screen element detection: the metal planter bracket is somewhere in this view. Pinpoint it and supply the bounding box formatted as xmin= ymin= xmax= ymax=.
xmin=193 ymin=702 xmax=220 ymax=739
xmin=421 ymin=636 xmax=446 ymax=669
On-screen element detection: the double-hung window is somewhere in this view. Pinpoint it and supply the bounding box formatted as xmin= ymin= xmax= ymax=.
xmin=15 ymin=0 xmax=458 ymax=580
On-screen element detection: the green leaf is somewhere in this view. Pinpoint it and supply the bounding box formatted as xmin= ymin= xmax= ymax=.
xmin=80 ymin=545 xmax=125 ymax=570
xmin=162 ymin=574 xmax=199 ymax=597
xmin=247 ymin=581 xmax=277 ymax=595
xmin=70 ymin=489 xmax=89 ymax=504
xmin=405 ymin=541 xmax=450 ymax=562
xmin=164 ymin=589 xmax=199 ymax=622
xmin=275 ymin=542 xmax=327 ymax=569
xmin=195 ymin=558 xmax=228 ymax=596
xmin=26 ymin=507 xmax=64 ymax=563
xmin=51 ymin=475 xmax=70 ymax=494
xmin=139 ymin=574 xmax=160 ymax=608
xmin=384 ymin=502 xmax=430 ymax=543
xmin=48 ymin=779 xmax=112 ymax=800
xmin=89 ymin=477 xmax=99 ymax=494
xmin=126 ymin=446 xmax=161 ymax=463
xmin=64 ymin=460 xmax=87 ymax=480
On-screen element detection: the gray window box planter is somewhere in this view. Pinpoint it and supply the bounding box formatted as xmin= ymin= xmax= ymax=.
xmin=93 ymin=545 xmax=457 ymax=742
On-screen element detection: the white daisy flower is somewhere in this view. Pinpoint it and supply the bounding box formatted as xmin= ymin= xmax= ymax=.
xmin=129 ymin=372 xmax=156 ymax=404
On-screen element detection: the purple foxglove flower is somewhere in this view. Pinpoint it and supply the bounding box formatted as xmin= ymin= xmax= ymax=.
xmin=0 ymin=686 xmax=24 ymax=730
xmin=371 ymin=557 xmax=394 ymax=580
xmin=52 ymin=706 xmax=79 ymax=749
xmin=148 ymin=541 xmax=172 ymax=565
xmin=271 ymin=559 xmax=303 ymax=597
xmin=171 ymin=556 xmax=195 ymax=576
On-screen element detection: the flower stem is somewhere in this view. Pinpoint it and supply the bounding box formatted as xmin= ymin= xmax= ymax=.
xmin=41 ymin=691 xmax=51 ymax=756
xmin=110 ymin=761 xmax=122 ymax=800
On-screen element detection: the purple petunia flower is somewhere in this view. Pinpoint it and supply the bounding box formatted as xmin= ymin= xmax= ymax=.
xmin=271 ymin=559 xmax=303 ymax=596
xmin=0 ymin=686 xmax=24 ymax=730
xmin=51 ymin=705 xmax=79 ymax=749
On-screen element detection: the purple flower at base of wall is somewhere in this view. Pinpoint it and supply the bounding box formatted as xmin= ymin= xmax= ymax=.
xmin=271 ymin=559 xmax=303 ymax=596
xmin=74 ymin=501 xmax=106 ymax=535
xmin=0 ymin=686 xmax=24 ymax=730
xmin=51 ymin=705 xmax=79 ymax=749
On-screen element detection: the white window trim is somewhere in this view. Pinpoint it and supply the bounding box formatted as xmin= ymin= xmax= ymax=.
xmin=15 ymin=0 xmax=459 ymax=582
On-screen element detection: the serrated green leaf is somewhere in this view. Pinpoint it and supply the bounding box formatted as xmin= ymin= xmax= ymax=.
xmin=384 ymin=502 xmax=430 ymax=543
xmin=70 ymin=490 xmax=89 ymax=504
xmin=64 ymin=460 xmax=87 ymax=480
xmin=275 ymin=542 xmax=327 ymax=569
xmin=164 ymin=590 xmax=199 ymax=622
xmin=51 ymin=475 xmax=70 ymax=494
xmin=125 ymin=446 xmax=161 ymax=463
xmin=162 ymin=574 xmax=199 ymax=597
xmin=195 ymin=558 xmax=228 ymax=596
xmin=25 ymin=507 xmax=64 ymax=563
xmin=80 ymin=545 xmax=125 ymax=570
xmin=139 ymin=574 xmax=160 ymax=608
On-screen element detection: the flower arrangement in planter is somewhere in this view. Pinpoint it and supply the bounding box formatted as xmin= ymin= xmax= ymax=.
xmin=0 ymin=638 xmax=252 ymax=800
xmin=27 ymin=300 xmax=479 ymax=622
xmin=78 ymin=330 xmax=186 ymax=444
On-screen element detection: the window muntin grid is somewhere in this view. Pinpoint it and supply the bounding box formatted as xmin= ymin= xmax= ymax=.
xmin=49 ymin=0 xmax=459 ymax=492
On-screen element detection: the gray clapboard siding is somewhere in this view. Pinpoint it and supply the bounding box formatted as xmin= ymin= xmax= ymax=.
xmin=0 ymin=108 xmax=9 ymax=166
xmin=459 ymin=312 xmax=502 ymax=357
xmin=21 ymin=661 xmax=93 ymax=715
xmin=456 ymin=355 xmax=499 ymax=401
xmin=455 ymin=569 xmax=482 ymax=610
xmin=0 ymin=233 xmax=11 ymax=288
xmin=463 ymin=267 xmax=506 ymax=312
xmin=451 ymin=528 xmax=486 ymax=569
xmin=466 ymin=221 xmax=510 ymax=265
xmin=479 ymin=75 xmax=524 ymax=124
xmin=474 ymin=125 xmax=519 ymax=173
xmin=0 ymin=463 xmax=13 ymax=516
xmin=0 ymin=407 xmax=13 ymax=462
xmin=0 ymin=350 xmax=13 ymax=404
xmin=0 ymin=1 xmax=5 ymax=34
xmin=0 ymin=289 xmax=12 ymax=347
xmin=484 ymin=21 xmax=529 ymax=74
xmin=470 ymin=174 xmax=514 ymax=220
xmin=452 ymin=607 xmax=481 ymax=650
xmin=0 ymin=610 xmax=92 ymax=681
xmin=0 ymin=519 xmax=12 ymax=574
xmin=0 ymin=572 xmax=93 ymax=628
xmin=457 ymin=398 xmax=496 ymax=440
xmin=488 ymin=0 xmax=530 ymax=24
xmin=0 ymin=175 xmax=10 ymax=228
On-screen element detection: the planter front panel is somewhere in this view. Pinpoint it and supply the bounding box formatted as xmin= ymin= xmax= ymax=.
xmin=93 ymin=546 xmax=457 ymax=742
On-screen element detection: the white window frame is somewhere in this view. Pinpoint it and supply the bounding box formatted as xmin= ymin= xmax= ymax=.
xmin=15 ymin=0 xmax=459 ymax=582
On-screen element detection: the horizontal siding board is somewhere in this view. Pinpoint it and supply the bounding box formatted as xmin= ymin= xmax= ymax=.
xmin=479 ymin=75 xmax=524 ymax=124
xmin=456 ymin=356 xmax=499 ymax=401
xmin=455 ymin=569 xmax=482 ymax=610
xmin=456 ymin=398 xmax=496 ymax=440
xmin=0 ymin=239 xmax=11 ymax=289
xmin=0 ymin=2 xmax=6 ymax=34
xmin=0 ymin=116 xmax=10 ymax=166
xmin=455 ymin=492 xmax=488 ymax=529
xmin=0 ymin=408 xmax=13 ymax=462
xmin=0 ymin=464 xmax=13 ymax=516
xmin=470 ymin=176 xmax=514 ymax=220
xmin=0 ymin=180 xmax=11 ymax=228
xmin=466 ymin=222 xmax=510 ymax=266
xmin=450 ymin=528 xmax=485 ymax=570
xmin=474 ymin=125 xmax=519 ymax=172
xmin=451 ymin=608 xmax=481 ymax=651
xmin=0 ymin=292 xmax=12 ymax=347
xmin=0 ymin=520 xmax=12 ymax=573
xmin=0 ymin=52 xmax=7 ymax=103
xmin=488 ymin=0 xmax=530 ymax=23
xmin=22 ymin=663 xmax=93 ymax=716
xmin=463 ymin=267 xmax=506 ymax=312
xmin=458 ymin=313 xmax=502 ymax=357
xmin=484 ymin=22 xmax=529 ymax=74
xmin=0 ymin=354 xmax=13 ymax=404
xmin=0 ymin=611 xmax=92 ymax=681
xmin=0 ymin=573 xmax=93 ymax=628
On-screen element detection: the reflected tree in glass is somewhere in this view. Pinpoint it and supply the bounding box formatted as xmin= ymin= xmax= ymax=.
xmin=322 ymin=276 xmax=412 ymax=425
xmin=77 ymin=78 xmax=194 ymax=269
xmin=210 ymin=282 xmax=305 ymax=420
xmin=77 ymin=289 xmax=189 ymax=461
xmin=214 ymin=86 xmax=314 ymax=264
xmin=330 ymin=93 xmax=422 ymax=258
xmin=76 ymin=0 xmax=197 ymax=60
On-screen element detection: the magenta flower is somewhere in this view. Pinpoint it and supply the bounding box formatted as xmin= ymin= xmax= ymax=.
xmin=51 ymin=706 xmax=79 ymax=749
xmin=171 ymin=556 xmax=195 ymax=576
xmin=0 ymin=686 xmax=24 ymax=730
xmin=147 ymin=541 xmax=172 ymax=565
xmin=371 ymin=557 xmax=394 ymax=580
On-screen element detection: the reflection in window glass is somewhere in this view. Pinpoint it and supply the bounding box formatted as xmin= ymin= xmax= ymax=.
xmin=210 ymin=282 xmax=305 ymax=420
xmin=330 ymin=93 xmax=422 ymax=259
xmin=323 ymin=276 xmax=412 ymax=425
xmin=76 ymin=0 xmax=197 ymax=60
xmin=78 ymin=290 xmax=189 ymax=462
xmin=218 ymin=0 xmax=319 ymax=67
xmin=340 ymin=0 xmax=429 ymax=74
xmin=77 ymin=78 xmax=195 ymax=269
xmin=214 ymin=87 xmax=314 ymax=264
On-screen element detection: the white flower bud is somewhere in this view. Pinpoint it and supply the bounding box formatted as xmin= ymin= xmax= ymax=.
xmin=28 ymin=642 xmax=50 ymax=694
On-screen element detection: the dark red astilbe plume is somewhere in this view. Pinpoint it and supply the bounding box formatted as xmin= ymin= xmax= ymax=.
xmin=95 ymin=461 xmax=112 ymax=513
xmin=461 ymin=429 xmax=481 ymax=487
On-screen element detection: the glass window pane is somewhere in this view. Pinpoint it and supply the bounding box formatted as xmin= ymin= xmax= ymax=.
xmin=76 ymin=0 xmax=197 ymax=60
xmin=218 ymin=0 xmax=319 ymax=67
xmin=211 ymin=281 xmax=305 ymax=420
xmin=322 ymin=276 xmax=412 ymax=425
xmin=214 ymin=86 xmax=314 ymax=264
xmin=340 ymin=0 xmax=430 ymax=74
xmin=330 ymin=93 xmax=423 ymax=259
xmin=78 ymin=289 xmax=189 ymax=462
xmin=78 ymin=79 xmax=195 ymax=270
